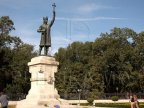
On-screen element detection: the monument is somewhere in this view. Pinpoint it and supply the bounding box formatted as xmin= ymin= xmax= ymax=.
xmin=16 ymin=3 xmax=83 ymax=108
xmin=37 ymin=3 xmax=56 ymax=56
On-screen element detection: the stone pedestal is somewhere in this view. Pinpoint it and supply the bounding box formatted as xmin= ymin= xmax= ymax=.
xmin=16 ymin=56 xmax=68 ymax=108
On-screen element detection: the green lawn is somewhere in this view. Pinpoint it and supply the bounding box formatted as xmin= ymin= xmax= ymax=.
xmin=81 ymin=102 xmax=144 ymax=108
xmin=95 ymin=102 xmax=144 ymax=108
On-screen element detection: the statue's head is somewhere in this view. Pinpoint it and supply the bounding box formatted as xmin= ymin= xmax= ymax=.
xmin=43 ymin=17 xmax=48 ymax=23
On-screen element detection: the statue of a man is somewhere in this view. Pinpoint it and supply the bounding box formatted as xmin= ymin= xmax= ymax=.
xmin=37 ymin=3 xmax=56 ymax=55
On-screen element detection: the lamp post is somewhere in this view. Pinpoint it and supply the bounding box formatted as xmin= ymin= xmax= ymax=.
xmin=116 ymin=87 xmax=118 ymax=96
xmin=77 ymin=89 xmax=82 ymax=106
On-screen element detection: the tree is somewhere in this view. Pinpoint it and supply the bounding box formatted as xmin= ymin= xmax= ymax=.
xmin=0 ymin=16 xmax=37 ymax=94
xmin=0 ymin=16 xmax=15 ymax=47
xmin=0 ymin=16 xmax=16 ymax=91
xmin=0 ymin=16 xmax=15 ymax=35
xmin=55 ymin=42 xmax=104 ymax=99
xmin=55 ymin=27 xmax=144 ymax=96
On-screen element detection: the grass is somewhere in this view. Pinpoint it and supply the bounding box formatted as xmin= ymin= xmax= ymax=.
xmin=96 ymin=103 xmax=144 ymax=108
xmin=81 ymin=102 xmax=144 ymax=108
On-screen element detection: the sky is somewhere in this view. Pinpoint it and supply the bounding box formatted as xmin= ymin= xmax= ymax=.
xmin=0 ymin=0 xmax=144 ymax=54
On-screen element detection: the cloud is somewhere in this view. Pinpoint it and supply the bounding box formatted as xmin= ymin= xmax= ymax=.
xmin=50 ymin=35 xmax=73 ymax=55
xmin=11 ymin=21 xmax=39 ymax=48
xmin=56 ymin=3 xmax=115 ymax=17
xmin=77 ymin=3 xmax=112 ymax=13
xmin=78 ymin=4 xmax=100 ymax=13
xmin=56 ymin=17 xmax=126 ymax=21
xmin=10 ymin=15 xmax=126 ymax=55
xmin=52 ymin=36 xmax=73 ymax=45
xmin=50 ymin=33 xmax=95 ymax=55
xmin=72 ymin=17 xmax=126 ymax=21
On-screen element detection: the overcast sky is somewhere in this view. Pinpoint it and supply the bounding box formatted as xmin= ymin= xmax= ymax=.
xmin=0 ymin=0 xmax=144 ymax=54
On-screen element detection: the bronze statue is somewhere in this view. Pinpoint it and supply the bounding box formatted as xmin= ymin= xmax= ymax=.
xmin=37 ymin=3 xmax=56 ymax=55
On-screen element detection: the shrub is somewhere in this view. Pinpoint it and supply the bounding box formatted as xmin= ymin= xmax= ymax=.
xmin=87 ymin=98 xmax=94 ymax=105
xmin=111 ymin=96 xmax=119 ymax=101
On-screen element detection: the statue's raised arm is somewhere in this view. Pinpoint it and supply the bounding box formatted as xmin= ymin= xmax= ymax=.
xmin=49 ymin=3 xmax=56 ymax=27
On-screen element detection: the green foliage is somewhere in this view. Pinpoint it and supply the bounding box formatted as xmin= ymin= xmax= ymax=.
xmin=111 ymin=96 xmax=119 ymax=101
xmin=0 ymin=16 xmax=37 ymax=94
xmin=0 ymin=16 xmax=15 ymax=35
xmin=94 ymin=103 xmax=130 ymax=108
xmin=87 ymin=98 xmax=94 ymax=105
xmin=55 ymin=27 xmax=144 ymax=99
xmin=81 ymin=102 xmax=144 ymax=108
xmin=55 ymin=41 xmax=104 ymax=99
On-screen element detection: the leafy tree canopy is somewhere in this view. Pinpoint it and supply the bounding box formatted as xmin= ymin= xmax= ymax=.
xmin=55 ymin=27 xmax=144 ymax=99
xmin=0 ymin=16 xmax=37 ymax=94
